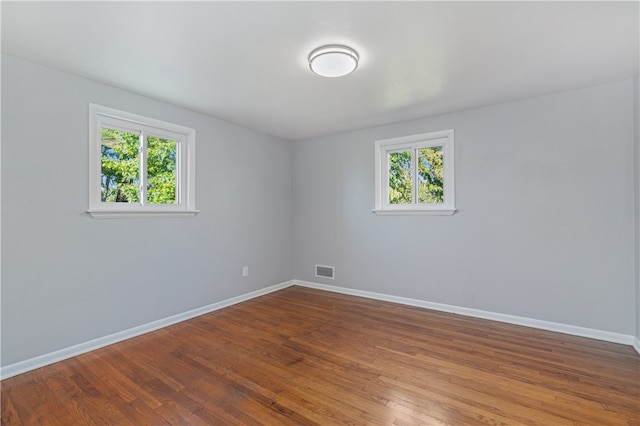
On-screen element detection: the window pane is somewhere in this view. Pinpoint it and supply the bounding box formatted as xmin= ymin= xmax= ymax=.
xmin=388 ymin=150 xmax=413 ymax=204
xmin=417 ymin=146 xmax=444 ymax=204
xmin=147 ymin=136 xmax=177 ymax=204
xmin=101 ymin=128 xmax=140 ymax=203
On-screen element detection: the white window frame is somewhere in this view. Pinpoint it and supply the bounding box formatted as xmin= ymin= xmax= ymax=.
xmin=373 ymin=129 xmax=455 ymax=216
xmin=88 ymin=103 xmax=198 ymax=219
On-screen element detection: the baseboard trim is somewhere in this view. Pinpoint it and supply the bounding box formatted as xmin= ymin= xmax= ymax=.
xmin=0 ymin=280 xmax=295 ymax=380
xmin=294 ymin=280 xmax=638 ymax=350
xmin=4 ymin=279 xmax=637 ymax=380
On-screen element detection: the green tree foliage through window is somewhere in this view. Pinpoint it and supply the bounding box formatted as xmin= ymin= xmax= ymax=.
xmin=388 ymin=151 xmax=412 ymax=204
xmin=147 ymin=137 xmax=177 ymax=204
xmin=388 ymin=146 xmax=444 ymax=205
xmin=417 ymin=147 xmax=443 ymax=204
xmin=101 ymin=128 xmax=140 ymax=203
xmin=100 ymin=128 xmax=177 ymax=204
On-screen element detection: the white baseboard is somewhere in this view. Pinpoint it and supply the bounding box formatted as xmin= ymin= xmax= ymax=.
xmin=3 ymin=278 xmax=638 ymax=380
xmin=0 ymin=280 xmax=294 ymax=380
xmin=294 ymin=280 xmax=639 ymax=351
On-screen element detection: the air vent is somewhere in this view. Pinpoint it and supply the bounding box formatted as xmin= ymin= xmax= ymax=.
xmin=315 ymin=264 xmax=335 ymax=280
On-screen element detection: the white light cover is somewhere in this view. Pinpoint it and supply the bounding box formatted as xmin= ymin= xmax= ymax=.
xmin=309 ymin=45 xmax=359 ymax=78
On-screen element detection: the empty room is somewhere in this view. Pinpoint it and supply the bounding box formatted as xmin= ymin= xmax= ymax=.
xmin=1 ymin=1 xmax=639 ymax=425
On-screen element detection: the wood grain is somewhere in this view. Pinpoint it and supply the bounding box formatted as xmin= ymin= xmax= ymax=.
xmin=2 ymin=286 xmax=639 ymax=425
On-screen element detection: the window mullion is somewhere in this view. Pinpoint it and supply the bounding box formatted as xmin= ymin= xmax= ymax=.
xmin=140 ymin=132 xmax=148 ymax=206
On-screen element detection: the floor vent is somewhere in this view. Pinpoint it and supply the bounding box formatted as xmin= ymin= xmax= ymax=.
xmin=315 ymin=265 xmax=335 ymax=280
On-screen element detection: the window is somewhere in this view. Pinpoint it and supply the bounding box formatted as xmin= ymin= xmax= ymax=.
xmin=88 ymin=104 xmax=197 ymax=218
xmin=373 ymin=129 xmax=455 ymax=215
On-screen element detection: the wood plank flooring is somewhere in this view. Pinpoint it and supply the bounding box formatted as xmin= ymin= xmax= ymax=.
xmin=2 ymin=286 xmax=639 ymax=425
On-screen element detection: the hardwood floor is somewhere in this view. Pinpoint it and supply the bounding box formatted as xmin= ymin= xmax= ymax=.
xmin=2 ymin=286 xmax=639 ymax=425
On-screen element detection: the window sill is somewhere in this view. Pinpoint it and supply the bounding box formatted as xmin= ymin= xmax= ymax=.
xmin=87 ymin=209 xmax=200 ymax=219
xmin=372 ymin=208 xmax=456 ymax=216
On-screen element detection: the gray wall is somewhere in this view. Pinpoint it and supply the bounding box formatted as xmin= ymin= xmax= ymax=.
xmin=294 ymin=79 xmax=636 ymax=335
xmin=635 ymin=75 xmax=640 ymax=342
xmin=2 ymin=54 xmax=637 ymax=368
xmin=1 ymin=55 xmax=294 ymax=366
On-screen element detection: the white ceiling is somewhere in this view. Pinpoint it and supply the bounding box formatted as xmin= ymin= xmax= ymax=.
xmin=2 ymin=1 xmax=638 ymax=141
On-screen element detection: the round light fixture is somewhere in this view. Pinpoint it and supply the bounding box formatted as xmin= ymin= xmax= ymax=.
xmin=308 ymin=45 xmax=359 ymax=78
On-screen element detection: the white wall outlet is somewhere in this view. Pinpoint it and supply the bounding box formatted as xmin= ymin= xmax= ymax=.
xmin=242 ymin=266 xmax=249 ymax=277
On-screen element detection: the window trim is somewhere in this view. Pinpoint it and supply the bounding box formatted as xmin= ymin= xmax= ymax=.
xmin=88 ymin=103 xmax=198 ymax=219
xmin=373 ymin=129 xmax=455 ymax=216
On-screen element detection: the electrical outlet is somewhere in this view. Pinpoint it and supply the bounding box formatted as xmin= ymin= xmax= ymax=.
xmin=242 ymin=266 xmax=249 ymax=277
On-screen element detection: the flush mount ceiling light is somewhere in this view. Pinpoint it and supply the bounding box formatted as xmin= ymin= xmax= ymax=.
xmin=309 ymin=45 xmax=359 ymax=78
